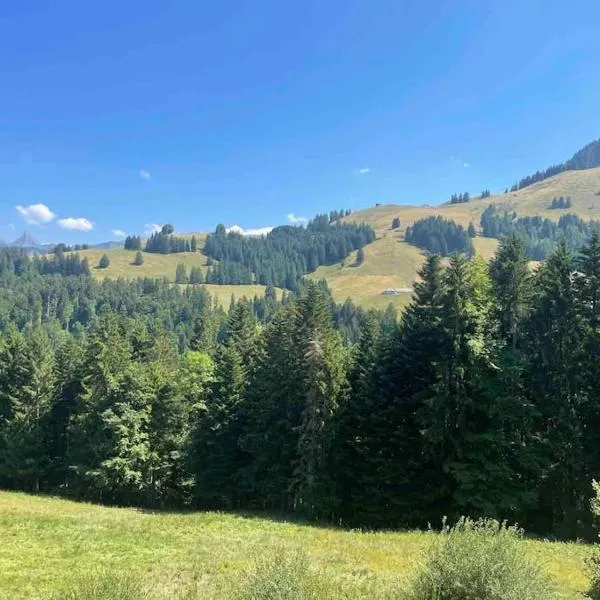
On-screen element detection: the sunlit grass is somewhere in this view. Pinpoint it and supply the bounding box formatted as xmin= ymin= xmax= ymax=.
xmin=0 ymin=491 xmax=591 ymax=599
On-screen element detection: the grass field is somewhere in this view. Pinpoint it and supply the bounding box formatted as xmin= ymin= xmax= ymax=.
xmin=0 ymin=491 xmax=592 ymax=599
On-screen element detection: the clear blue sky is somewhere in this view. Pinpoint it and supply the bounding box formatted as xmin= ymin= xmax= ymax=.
xmin=2 ymin=0 xmax=600 ymax=243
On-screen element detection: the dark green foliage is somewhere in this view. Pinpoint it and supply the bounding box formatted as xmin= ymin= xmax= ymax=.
xmin=145 ymin=226 xmax=190 ymax=254
xmin=480 ymin=204 xmax=600 ymax=259
xmin=98 ymin=254 xmax=110 ymax=269
xmin=550 ymin=196 xmax=572 ymax=209
xmin=175 ymin=263 xmax=188 ymax=284
xmin=203 ymin=215 xmax=375 ymax=290
xmin=188 ymin=266 xmax=203 ymax=284
xmin=356 ymin=247 xmax=365 ymax=265
xmin=190 ymin=235 xmax=198 ymax=252
xmin=450 ymin=192 xmax=470 ymax=204
xmin=133 ymin=251 xmax=144 ymax=266
xmin=480 ymin=189 xmax=491 ymax=199
xmin=391 ymin=217 xmax=400 ymax=229
xmin=405 ymin=216 xmax=473 ymax=255
xmin=510 ymin=138 xmax=600 ymax=191
xmin=468 ymin=222 xmax=476 ymax=237
xmin=3 ymin=230 xmax=600 ymax=539
xmin=124 ymin=235 xmax=142 ymax=250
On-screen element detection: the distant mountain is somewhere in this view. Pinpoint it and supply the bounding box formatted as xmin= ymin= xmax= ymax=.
xmin=512 ymin=138 xmax=600 ymax=191
xmin=12 ymin=232 xmax=41 ymax=248
xmin=92 ymin=241 xmax=124 ymax=250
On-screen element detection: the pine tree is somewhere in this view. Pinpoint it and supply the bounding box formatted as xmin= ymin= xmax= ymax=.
xmin=392 ymin=217 xmax=400 ymax=229
xmin=133 ymin=251 xmax=144 ymax=266
xmin=175 ymin=263 xmax=188 ymax=284
xmin=0 ymin=326 xmax=55 ymax=492
xmin=489 ymin=234 xmax=532 ymax=349
xmin=191 ymin=235 xmax=198 ymax=252
xmin=527 ymin=240 xmax=586 ymax=536
xmin=98 ymin=254 xmax=110 ymax=269
xmin=191 ymin=343 xmax=247 ymax=508
xmin=356 ymin=247 xmax=365 ymax=265
xmin=468 ymin=222 xmax=476 ymax=238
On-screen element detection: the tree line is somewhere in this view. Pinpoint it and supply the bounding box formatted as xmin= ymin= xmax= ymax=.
xmin=2 ymin=236 xmax=600 ymax=539
xmin=550 ymin=196 xmax=572 ymax=209
xmin=405 ymin=216 xmax=473 ymax=256
xmin=143 ymin=225 xmax=198 ymax=254
xmin=480 ymin=204 xmax=600 ymax=259
xmin=202 ymin=216 xmax=376 ymax=291
xmin=510 ymin=138 xmax=600 ymax=191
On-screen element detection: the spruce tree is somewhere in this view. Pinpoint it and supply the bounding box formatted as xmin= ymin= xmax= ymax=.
xmin=133 ymin=251 xmax=144 ymax=266
xmin=527 ymin=240 xmax=586 ymax=536
xmin=98 ymin=254 xmax=110 ymax=269
xmin=175 ymin=263 xmax=188 ymax=284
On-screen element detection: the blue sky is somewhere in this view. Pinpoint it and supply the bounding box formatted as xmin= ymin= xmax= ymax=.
xmin=2 ymin=0 xmax=600 ymax=243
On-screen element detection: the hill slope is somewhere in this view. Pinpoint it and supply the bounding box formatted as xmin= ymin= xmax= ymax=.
xmin=0 ymin=491 xmax=590 ymax=599
xmin=63 ymin=167 xmax=600 ymax=311
xmin=312 ymin=167 xmax=600 ymax=308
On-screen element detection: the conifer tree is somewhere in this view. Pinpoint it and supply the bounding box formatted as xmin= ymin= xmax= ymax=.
xmin=133 ymin=251 xmax=144 ymax=266
xmin=527 ymin=240 xmax=586 ymax=536
xmin=0 ymin=326 xmax=55 ymax=492
xmin=98 ymin=254 xmax=110 ymax=269
xmin=175 ymin=263 xmax=188 ymax=284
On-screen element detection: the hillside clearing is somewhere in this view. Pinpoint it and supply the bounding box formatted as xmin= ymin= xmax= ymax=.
xmin=0 ymin=491 xmax=591 ymax=599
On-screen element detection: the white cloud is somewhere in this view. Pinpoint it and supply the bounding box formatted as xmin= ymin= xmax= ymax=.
xmin=287 ymin=213 xmax=308 ymax=225
xmin=451 ymin=156 xmax=470 ymax=168
xmin=139 ymin=169 xmax=151 ymax=180
xmin=226 ymin=224 xmax=273 ymax=237
xmin=112 ymin=229 xmax=127 ymax=238
xmin=57 ymin=217 xmax=94 ymax=232
xmin=16 ymin=203 xmax=56 ymax=225
xmin=357 ymin=167 xmax=371 ymax=174
xmin=144 ymin=223 xmax=162 ymax=235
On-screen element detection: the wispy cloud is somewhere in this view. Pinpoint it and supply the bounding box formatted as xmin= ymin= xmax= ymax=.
xmin=144 ymin=223 xmax=162 ymax=235
xmin=112 ymin=229 xmax=127 ymax=238
xmin=357 ymin=167 xmax=371 ymax=175
xmin=16 ymin=203 xmax=56 ymax=225
xmin=226 ymin=224 xmax=273 ymax=237
xmin=139 ymin=169 xmax=152 ymax=180
xmin=57 ymin=217 xmax=94 ymax=232
xmin=287 ymin=213 xmax=308 ymax=225
xmin=451 ymin=156 xmax=470 ymax=169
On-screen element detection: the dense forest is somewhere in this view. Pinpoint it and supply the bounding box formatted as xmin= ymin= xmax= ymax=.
xmin=405 ymin=216 xmax=473 ymax=256
xmin=1 ymin=234 xmax=600 ymax=540
xmin=202 ymin=215 xmax=376 ymax=290
xmin=480 ymin=204 xmax=600 ymax=259
xmin=510 ymin=137 xmax=600 ymax=191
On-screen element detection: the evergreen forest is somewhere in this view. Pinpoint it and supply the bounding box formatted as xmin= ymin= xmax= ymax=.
xmin=2 ymin=233 xmax=600 ymax=540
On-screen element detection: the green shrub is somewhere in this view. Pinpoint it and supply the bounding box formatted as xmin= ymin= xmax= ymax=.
xmin=408 ymin=517 xmax=555 ymax=600
xmin=232 ymin=548 xmax=329 ymax=600
xmin=587 ymin=481 xmax=600 ymax=599
xmin=51 ymin=571 xmax=150 ymax=600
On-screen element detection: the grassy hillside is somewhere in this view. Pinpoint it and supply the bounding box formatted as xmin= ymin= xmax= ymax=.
xmin=317 ymin=168 xmax=600 ymax=309
xmin=63 ymin=168 xmax=600 ymax=311
xmin=71 ymin=236 xmax=284 ymax=307
xmin=0 ymin=491 xmax=591 ymax=599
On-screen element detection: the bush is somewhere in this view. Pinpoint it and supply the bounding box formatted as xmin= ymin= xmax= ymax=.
xmin=587 ymin=481 xmax=600 ymax=599
xmin=98 ymin=254 xmax=110 ymax=269
xmin=408 ymin=518 xmax=555 ymax=600
xmin=233 ymin=548 xmax=328 ymax=600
